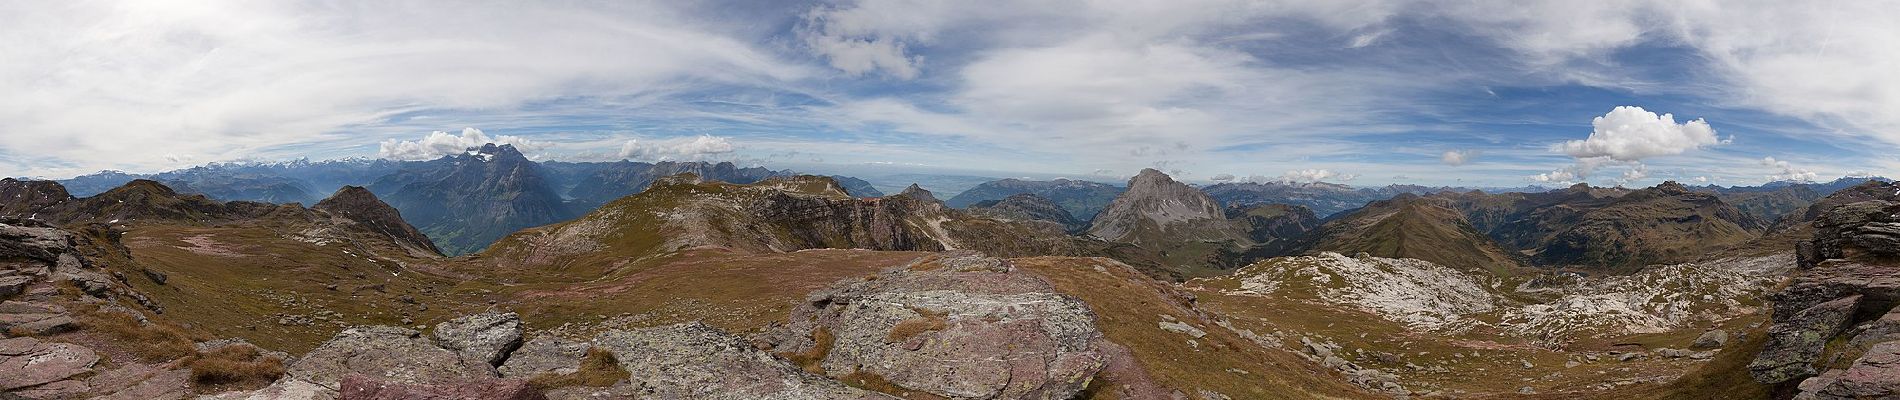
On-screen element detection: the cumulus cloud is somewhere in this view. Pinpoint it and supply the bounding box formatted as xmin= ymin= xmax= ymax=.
xmin=1441 ymin=150 xmax=1475 ymax=166
xmin=617 ymin=135 xmax=738 ymax=162
xmin=1556 ymin=106 xmax=1723 ymax=162
xmin=378 ymin=128 xmax=550 ymax=161
xmin=1692 ymin=176 xmax=1710 ymax=183
xmin=1618 ymin=164 xmax=1650 ymax=185
xmin=1761 ymin=156 xmax=1819 ymax=182
xmin=1209 ymin=173 xmax=1237 ymax=182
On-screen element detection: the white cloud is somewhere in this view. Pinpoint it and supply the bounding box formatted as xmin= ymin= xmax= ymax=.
xmin=1441 ymin=150 xmax=1475 ymax=166
xmin=1618 ymin=164 xmax=1650 ymax=185
xmin=1209 ymin=173 xmax=1237 ymax=182
xmin=1761 ymin=156 xmax=1819 ymax=182
xmin=1278 ymin=169 xmax=1356 ymax=183
xmin=617 ymin=135 xmax=738 ymax=162
xmin=377 ymin=128 xmax=549 ymax=161
xmin=1348 ymin=29 xmax=1392 ymax=48
xmin=0 ymin=1 xmax=808 ymax=177
xmin=1692 ymin=176 xmax=1710 ymax=183
xmin=1557 ymin=106 xmax=1722 ymax=162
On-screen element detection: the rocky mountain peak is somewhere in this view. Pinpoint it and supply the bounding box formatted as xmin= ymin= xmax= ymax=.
xmin=1087 ymin=169 xmax=1229 ymax=244
xmin=0 ymin=178 xmax=74 ymax=218
xmin=1129 ymin=168 xmax=1175 ymax=189
xmin=899 ymin=184 xmax=940 ymax=203
xmin=111 ymin=179 xmax=181 ymax=197
xmin=1654 ymin=181 xmax=1690 ymax=194
xmin=470 ymin=143 xmax=524 ymax=160
xmin=313 ymin=185 xmax=442 ymax=257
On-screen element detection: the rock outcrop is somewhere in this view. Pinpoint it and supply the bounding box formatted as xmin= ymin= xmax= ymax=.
xmin=597 ymin=322 xmax=893 ymax=400
xmin=282 ymin=326 xmax=500 ymax=393
xmin=312 ymin=186 xmax=444 ymax=257
xmin=1750 ymin=185 xmax=1900 ymax=397
xmin=434 ymin=312 xmax=525 ymax=367
xmin=761 ymin=251 xmax=1111 ymax=399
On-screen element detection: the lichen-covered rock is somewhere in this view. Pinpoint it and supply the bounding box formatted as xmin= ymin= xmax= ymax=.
xmin=287 ymin=326 xmax=497 ymax=392
xmin=338 ymin=374 xmax=546 ymax=400
xmin=764 ymin=252 xmax=1110 ymax=400
xmin=498 ymin=336 xmax=589 ymax=379
xmin=1751 ymin=295 xmax=1863 ymax=383
xmin=1803 ymin=341 xmax=1900 ymax=399
xmin=1813 ymin=200 xmax=1900 ymax=260
xmin=592 ymin=322 xmax=892 ymax=400
xmin=0 ymin=340 xmax=99 ymax=390
xmin=435 ymin=312 xmax=524 ymax=366
xmin=0 ymin=222 xmax=73 ymax=263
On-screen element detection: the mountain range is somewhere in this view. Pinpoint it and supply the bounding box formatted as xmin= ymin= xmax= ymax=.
xmin=8 ymin=143 xmax=1900 ymax=399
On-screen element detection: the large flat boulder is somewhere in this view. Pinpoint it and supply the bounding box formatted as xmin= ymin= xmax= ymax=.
xmin=498 ymin=336 xmax=589 ymax=379
xmin=434 ymin=312 xmax=524 ymax=367
xmin=764 ymin=252 xmax=1110 ymax=399
xmin=592 ymin=322 xmax=893 ymax=400
xmin=0 ymin=340 xmax=99 ymax=391
xmin=286 ymin=326 xmax=498 ymax=392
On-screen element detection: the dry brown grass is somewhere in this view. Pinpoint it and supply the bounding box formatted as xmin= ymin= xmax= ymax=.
xmin=529 ymin=347 xmax=631 ymax=389
xmin=886 ymin=309 xmax=947 ymax=343
xmin=186 ymin=344 xmax=286 ymax=390
xmin=779 ymin=326 xmax=835 ymax=374
xmin=76 ymin=308 xmax=199 ymax=362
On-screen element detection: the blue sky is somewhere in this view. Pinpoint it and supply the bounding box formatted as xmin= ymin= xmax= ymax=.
xmin=2 ymin=1 xmax=1896 ymax=187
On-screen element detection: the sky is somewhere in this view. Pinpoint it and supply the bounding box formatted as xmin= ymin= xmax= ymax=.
xmin=2 ymin=1 xmax=1897 ymax=187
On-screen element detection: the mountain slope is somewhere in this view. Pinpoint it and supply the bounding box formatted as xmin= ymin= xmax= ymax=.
xmin=1290 ymin=194 xmax=1525 ymax=275
xmin=368 ymin=144 xmax=573 ymax=255
xmin=966 ymin=193 xmax=1086 ymax=233
xmin=562 ymin=160 xmax=790 ymax=210
xmin=944 ymin=178 xmax=1123 ymax=220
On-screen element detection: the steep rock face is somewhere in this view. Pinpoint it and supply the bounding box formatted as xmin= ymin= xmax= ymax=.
xmin=1291 ymin=194 xmax=1522 ymax=274
xmin=966 ymin=193 xmax=1086 ymax=233
xmin=1749 ymin=185 xmax=1900 ymax=395
xmin=0 ymin=178 xmax=73 ymax=219
xmin=312 ymin=186 xmax=443 ymax=257
xmin=945 ymin=178 xmax=1124 ymax=221
xmin=371 ymin=144 xmax=573 ymax=255
xmin=760 ymin=252 xmax=1110 ymax=400
xmin=1087 ymin=169 xmax=1233 ymax=244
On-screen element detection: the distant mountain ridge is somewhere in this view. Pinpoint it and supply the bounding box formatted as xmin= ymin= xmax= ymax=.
xmin=944 ymin=178 xmax=1123 ymax=220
